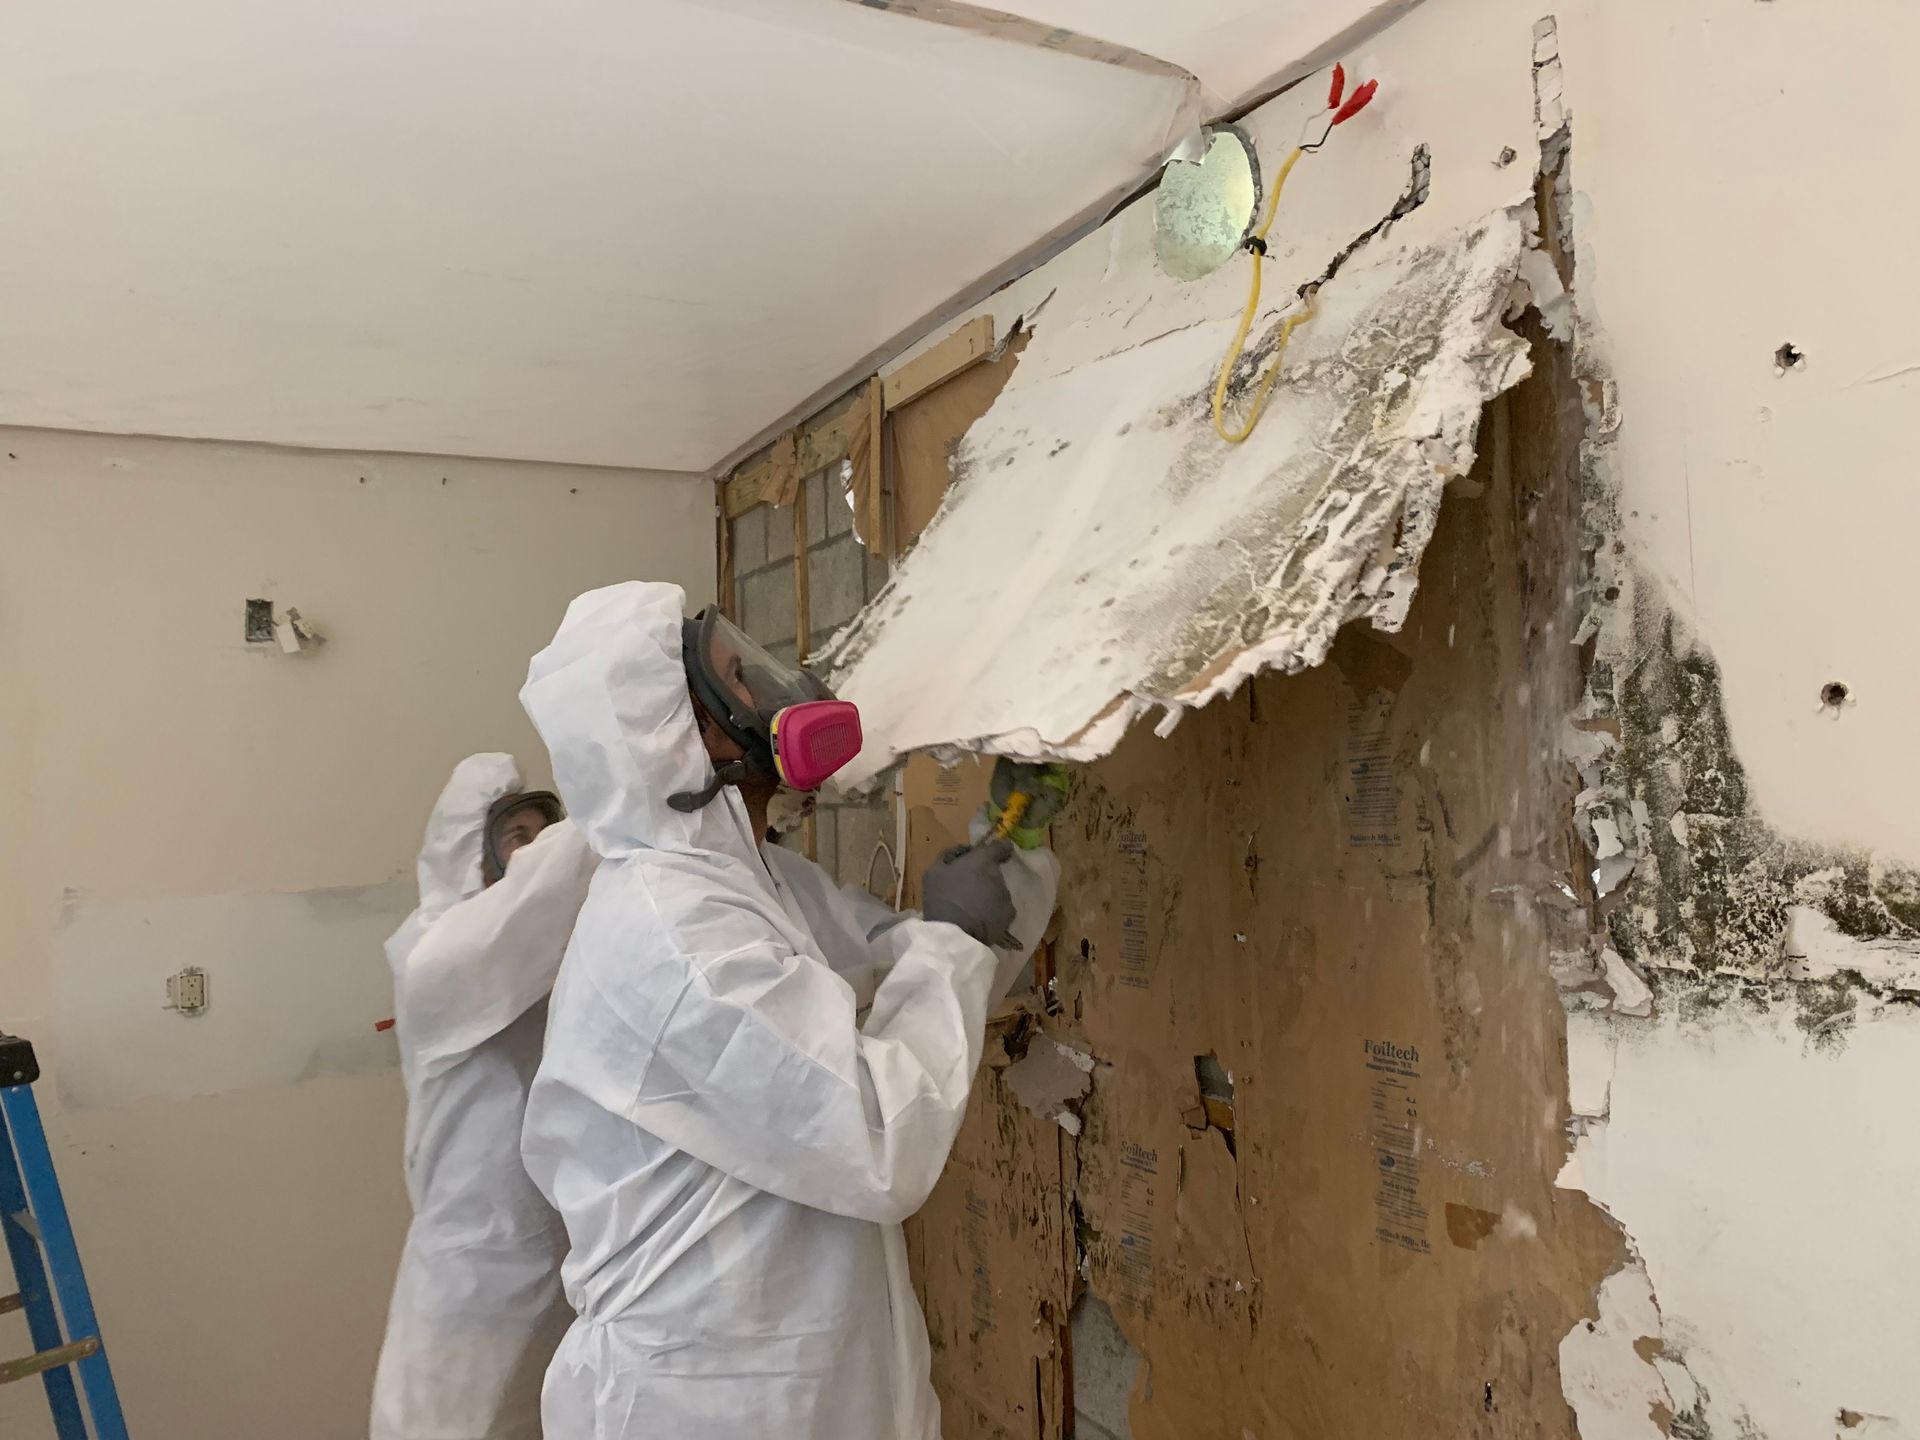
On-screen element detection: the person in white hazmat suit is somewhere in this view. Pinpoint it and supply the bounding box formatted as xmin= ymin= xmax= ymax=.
xmin=517 ymin=580 xmax=1059 ymax=1440
xmin=371 ymin=752 xmax=600 ymax=1440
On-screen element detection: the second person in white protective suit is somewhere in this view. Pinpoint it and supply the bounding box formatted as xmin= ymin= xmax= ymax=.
xmin=371 ymin=753 xmax=599 ymax=1440
xmin=518 ymin=581 xmax=1058 ymax=1440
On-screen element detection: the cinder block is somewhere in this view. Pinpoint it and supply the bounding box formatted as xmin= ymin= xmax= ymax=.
xmin=806 ymin=470 xmax=828 ymax=547
xmin=767 ymin=502 xmax=796 ymax=564
xmin=732 ymin=504 xmax=768 ymax=573
xmin=739 ymin=562 xmax=795 ymax=645
xmin=810 ymin=536 xmax=866 ymax=636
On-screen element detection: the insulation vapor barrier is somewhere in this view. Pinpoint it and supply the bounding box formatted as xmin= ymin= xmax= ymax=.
xmin=825 ymin=206 xmax=1534 ymax=786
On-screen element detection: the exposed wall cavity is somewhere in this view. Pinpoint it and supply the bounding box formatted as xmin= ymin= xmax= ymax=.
xmin=835 ymin=3 xmax=1920 ymax=1436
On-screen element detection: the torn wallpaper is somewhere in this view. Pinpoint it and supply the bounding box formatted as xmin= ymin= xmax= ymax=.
xmin=825 ymin=205 xmax=1533 ymax=788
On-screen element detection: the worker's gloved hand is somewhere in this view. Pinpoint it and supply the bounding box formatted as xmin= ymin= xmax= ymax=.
xmin=921 ymin=839 xmax=1020 ymax=949
xmin=987 ymin=759 xmax=1072 ymax=851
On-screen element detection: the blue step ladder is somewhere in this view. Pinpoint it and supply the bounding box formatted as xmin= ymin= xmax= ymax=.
xmin=0 ymin=1032 xmax=130 ymax=1439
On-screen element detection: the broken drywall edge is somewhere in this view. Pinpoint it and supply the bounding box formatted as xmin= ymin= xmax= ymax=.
xmin=1559 ymin=1263 xmax=1679 ymax=1440
xmin=1783 ymin=906 xmax=1920 ymax=995
xmin=1004 ymin=1031 xmax=1097 ymax=1121
xmin=827 ymin=203 xmax=1537 ymax=790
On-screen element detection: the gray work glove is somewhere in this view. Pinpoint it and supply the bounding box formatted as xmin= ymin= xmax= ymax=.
xmin=921 ymin=838 xmax=1019 ymax=949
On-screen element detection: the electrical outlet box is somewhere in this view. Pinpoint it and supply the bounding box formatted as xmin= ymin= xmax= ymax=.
xmin=164 ymin=966 xmax=208 ymax=1016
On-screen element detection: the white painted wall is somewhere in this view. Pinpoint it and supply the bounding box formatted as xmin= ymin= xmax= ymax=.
xmin=878 ymin=1 xmax=1920 ymax=1433
xmin=1557 ymin=0 xmax=1920 ymax=864
xmin=0 ymin=428 xmax=711 ymax=1439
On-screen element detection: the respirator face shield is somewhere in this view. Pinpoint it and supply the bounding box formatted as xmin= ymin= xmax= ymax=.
xmin=481 ymin=790 xmax=565 ymax=885
xmin=671 ymin=607 xmax=863 ymax=812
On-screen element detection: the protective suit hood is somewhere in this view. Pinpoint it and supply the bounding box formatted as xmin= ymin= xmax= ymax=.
xmin=519 ymin=581 xmax=756 ymax=866
xmin=385 ymin=752 xmax=521 ymax=973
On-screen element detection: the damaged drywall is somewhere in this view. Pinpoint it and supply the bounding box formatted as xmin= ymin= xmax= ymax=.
xmin=1571 ymin=552 xmax=1920 ymax=1031
xmin=1532 ymin=9 xmax=1920 ymax=1434
xmin=837 ymin=3 xmax=1920 ymax=1436
xmin=1031 ymin=305 xmax=1620 ymax=1435
xmin=827 ymin=203 xmax=1535 ymax=786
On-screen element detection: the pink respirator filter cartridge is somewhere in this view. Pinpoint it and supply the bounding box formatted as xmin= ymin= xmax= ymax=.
xmin=771 ymin=700 xmax=863 ymax=791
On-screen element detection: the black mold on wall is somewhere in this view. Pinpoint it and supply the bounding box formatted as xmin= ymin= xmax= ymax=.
xmin=1583 ymin=566 xmax=1920 ymax=1036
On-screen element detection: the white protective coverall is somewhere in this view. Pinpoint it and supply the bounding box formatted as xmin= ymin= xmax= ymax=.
xmin=372 ymin=753 xmax=600 ymax=1440
xmin=518 ymin=581 xmax=1058 ymax=1440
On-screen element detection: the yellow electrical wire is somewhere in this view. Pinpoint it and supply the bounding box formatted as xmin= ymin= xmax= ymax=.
xmin=1211 ymin=144 xmax=1316 ymax=445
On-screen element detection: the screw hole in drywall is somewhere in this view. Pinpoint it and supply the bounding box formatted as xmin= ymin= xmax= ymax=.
xmin=1820 ymin=681 xmax=1850 ymax=710
xmin=1774 ymin=342 xmax=1806 ymax=375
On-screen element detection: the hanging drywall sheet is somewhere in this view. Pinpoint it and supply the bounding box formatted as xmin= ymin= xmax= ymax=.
xmin=1042 ymin=361 xmax=1624 ymax=1436
xmin=827 ymin=207 xmax=1534 ymax=790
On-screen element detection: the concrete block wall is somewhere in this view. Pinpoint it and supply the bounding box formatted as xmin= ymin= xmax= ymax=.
xmin=729 ymin=463 xmax=896 ymax=896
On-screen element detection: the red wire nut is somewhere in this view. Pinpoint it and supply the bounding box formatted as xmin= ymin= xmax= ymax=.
xmin=1333 ymin=78 xmax=1380 ymax=125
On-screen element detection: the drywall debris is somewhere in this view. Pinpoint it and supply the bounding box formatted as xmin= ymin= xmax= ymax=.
xmin=1005 ymin=1031 xmax=1096 ymax=1124
xmin=1516 ymin=246 xmax=1575 ymax=342
xmin=275 ymin=606 xmax=325 ymax=654
xmin=1783 ymin=906 xmax=1920 ymax=995
xmin=1599 ymin=948 xmax=1653 ymax=1017
xmin=1554 ymin=940 xmax=1653 ymax=1017
xmin=824 ymin=207 xmax=1534 ymax=786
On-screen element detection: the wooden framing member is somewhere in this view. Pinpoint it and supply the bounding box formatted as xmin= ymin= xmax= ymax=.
xmin=879 ymin=315 xmax=994 ymax=411
xmin=722 ymin=391 xmax=861 ymax=519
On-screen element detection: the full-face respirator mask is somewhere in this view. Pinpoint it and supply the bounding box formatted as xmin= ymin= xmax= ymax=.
xmin=669 ymin=607 xmax=863 ymax=813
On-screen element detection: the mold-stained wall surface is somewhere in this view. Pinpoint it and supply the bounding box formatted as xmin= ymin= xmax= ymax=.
xmin=0 ymin=428 xmax=711 ymax=1439
xmin=852 ymin=1 xmax=1920 ymax=1435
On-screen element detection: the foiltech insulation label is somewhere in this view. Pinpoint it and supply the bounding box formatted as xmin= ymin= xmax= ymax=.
xmin=1343 ymin=692 xmax=1403 ymax=850
xmin=1365 ymin=1040 xmax=1431 ymax=1255
xmin=1114 ymin=1140 xmax=1159 ymax=1310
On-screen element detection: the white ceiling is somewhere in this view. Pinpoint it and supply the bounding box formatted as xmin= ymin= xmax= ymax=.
xmin=1 ymin=0 xmax=1387 ymax=473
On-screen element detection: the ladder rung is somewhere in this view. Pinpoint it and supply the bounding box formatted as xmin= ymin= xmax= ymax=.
xmin=0 ymin=1293 xmax=20 ymax=1314
xmin=0 ymin=1336 xmax=99 ymax=1386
